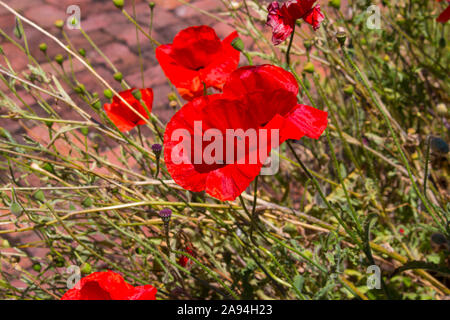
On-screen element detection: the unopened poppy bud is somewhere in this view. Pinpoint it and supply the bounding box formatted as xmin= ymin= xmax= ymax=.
xmin=78 ymin=48 xmax=86 ymax=57
xmin=132 ymin=89 xmax=142 ymax=100
xmin=74 ymin=84 xmax=86 ymax=94
xmin=113 ymin=0 xmax=124 ymax=9
xmin=303 ymin=62 xmax=315 ymax=74
xmin=148 ymin=1 xmax=155 ymax=9
xmin=113 ymin=72 xmax=123 ymax=82
xmin=10 ymin=202 xmax=22 ymax=216
xmin=159 ymin=208 xmax=172 ymax=224
xmin=92 ymin=99 xmax=101 ymax=110
xmin=81 ymin=127 xmax=89 ymax=136
xmin=343 ymin=84 xmax=354 ymax=95
xmin=32 ymin=263 xmax=42 ymax=272
xmin=54 ymin=54 xmax=64 ymax=65
xmin=39 ymin=43 xmax=47 ymax=53
xmin=336 ymin=32 xmax=347 ymax=46
xmin=152 ymin=143 xmax=162 ymax=156
xmin=231 ymin=37 xmax=245 ymax=52
xmin=103 ymin=89 xmax=113 ymax=99
xmin=436 ymin=103 xmax=447 ymax=117
xmin=33 ymin=190 xmax=46 ymax=203
xmin=329 ymin=0 xmax=341 ymax=9
xmin=54 ymin=19 xmax=64 ymax=29
xmin=80 ymin=262 xmax=92 ymax=274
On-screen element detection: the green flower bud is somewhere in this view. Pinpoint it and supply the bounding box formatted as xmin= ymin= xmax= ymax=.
xmin=92 ymin=99 xmax=102 ymax=110
xmin=78 ymin=48 xmax=86 ymax=57
xmin=81 ymin=262 xmax=92 ymax=275
xmin=10 ymin=202 xmax=22 ymax=216
xmin=39 ymin=43 xmax=48 ymax=53
xmin=148 ymin=2 xmax=155 ymax=9
xmin=54 ymin=54 xmax=64 ymax=65
xmin=303 ymin=62 xmax=315 ymax=74
xmin=103 ymin=89 xmax=113 ymax=99
xmin=113 ymin=72 xmax=123 ymax=82
xmin=42 ymin=162 xmax=55 ymax=174
xmin=33 ymin=190 xmax=45 ymax=203
xmin=329 ymin=0 xmax=341 ymax=9
xmin=231 ymin=37 xmax=245 ymax=52
xmin=113 ymin=0 xmax=124 ymax=9
xmin=81 ymin=127 xmax=89 ymax=136
xmin=132 ymin=89 xmax=142 ymax=100
xmin=32 ymin=263 xmax=42 ymax=272
xmin=343 ymin=84 xmax=354 ymax=95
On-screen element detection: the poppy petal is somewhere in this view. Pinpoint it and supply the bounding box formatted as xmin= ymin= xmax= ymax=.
xmin=286 ymin=104 xmax=328 ymax=139
xmin=302 ymin=5 xmax=324 ymax=30
xmin=156 ymin=45 xmax=203 ymax=100
xmin=200 ymin=31 xmax=240 ymax=91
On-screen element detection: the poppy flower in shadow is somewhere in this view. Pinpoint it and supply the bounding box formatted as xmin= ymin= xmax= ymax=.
xmin=163 ymin=65 xmax=328 ymax=201
xmin=267 ymin=0 xmax=324 ymax=45
xmin=104 ymin=88 xmax=153 ymax=132
xmin=156 ymin=26 xmax=240 ymax=101
xmin=61 ymin=271 xmax=157 ymax=300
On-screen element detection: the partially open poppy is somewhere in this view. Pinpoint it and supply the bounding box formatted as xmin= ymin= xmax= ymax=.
xmin=104 ymin=88 xmax=153 ymax=132
xmin=156 ymin=26 xmax=240 ymax=101
xmin=61 ymin=271 xmax=157 ymax=300
xmin=163 ymin=65 xmax=328 ymax=201
xmin=437 ymin=0 xmax=450 ymax=23
xmin=267 ymin=0 xmax=324 ymax=45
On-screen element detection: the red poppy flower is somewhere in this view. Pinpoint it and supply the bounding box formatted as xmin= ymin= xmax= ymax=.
xmin=61 ymin=271 xmax=157 ymax=300
xmin=156 ymin=26 xmax=240 ymax=101
xmin=104 ymin=88 xmax=153 ymax=132
xmin=437 ymin=0 xmax=450 ymax=23
xmin=178 ymin=246 xmax=195 ymax=268
xmin=267 ymin=0 xmax=324 ymax=45
xmin=163 ymin=65 xmax=328 ymax=201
